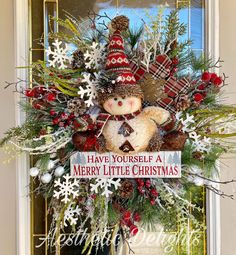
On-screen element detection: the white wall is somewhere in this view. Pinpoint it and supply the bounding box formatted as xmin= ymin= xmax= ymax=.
xmin=0 ymin=0 xmax=235 ymax=254
xmin=0 ymin=0 xmax=16 ymax=254
xmin=219 ymin=1 xmax=236 ymax=254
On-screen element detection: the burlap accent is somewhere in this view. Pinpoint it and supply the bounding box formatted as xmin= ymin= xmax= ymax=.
xmin=97 ymin=84 xmax=144 ymax=104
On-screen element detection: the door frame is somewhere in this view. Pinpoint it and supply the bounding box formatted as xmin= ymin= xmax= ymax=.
xmin=15 ymin=1 xmax=220 ymax=254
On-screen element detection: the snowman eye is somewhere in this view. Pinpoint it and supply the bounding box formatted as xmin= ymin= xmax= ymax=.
xmin=122 ymin=96 xmax=126 ymax=99
xmin=114 ymin=98 xmax=118 ymax=101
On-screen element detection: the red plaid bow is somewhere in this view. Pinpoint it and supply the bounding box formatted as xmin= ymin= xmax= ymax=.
xmin=130 ymin=54 xmax=172 ymax=82
xmin=164 ymin=77 xmax=191 ymax=98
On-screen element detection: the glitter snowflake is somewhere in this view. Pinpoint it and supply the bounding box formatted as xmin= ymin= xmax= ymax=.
xmin=84 ymin=42 xmax=106 ymax=69
xmin=53 ymin=174 xmax=80 ymax=204
xmin=78 ymin=73 xmax=98 ymax=107
xmin=177 ymin=112 xmax=196 ymax=133
xmin=45 ymin=39 xmax=71 ymax=69
xmin=63 ymin=202 xmax=81 ymax=227
xmin=189 ymin=131 xmax=212 ymax=153
xmin=90 ymin=178 xmax=121 ymax=198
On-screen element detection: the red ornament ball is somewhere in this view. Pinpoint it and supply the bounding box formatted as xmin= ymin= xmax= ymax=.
xmin=130 ymin=225 xmax=139 ymax=236
xmin=210 ymin=73 xmax=218 ymax=82
xmin=25 ymin=89 xmax=35 ymax=98
xmin=150 ymin=189 xmax=158 ymax=197
xmin=50 ymin=109 xmax=56 ymax=116
xmin=197 ymin=84 xmax=206 ymax=90
xmin=172 ymin=57 xmax=179 ymax=65
xmin=133 ymin=212 xmax=141 ymax=222
xmin=194 ymin=93 xmax=205 ymax=103
xmin=150 ymin=199 xmax=156 ymax=205
xmin=47 ymin=93 xmax=56 ymax=102
xmin=53 ymin=117 xmax=60 ymax=125
xmin=201 ymin=72 xmax=211 ymax=82
xmin=145 ymin=179 xmax=151 ymax=188
xmin=213 ymin=77 xmax=223 ymax=86
xmin=123 ymin=211 xmax=132 ymax=221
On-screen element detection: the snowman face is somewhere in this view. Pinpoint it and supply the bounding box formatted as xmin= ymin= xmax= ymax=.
xmin=103 ymin=96 xmax=142 ymax=115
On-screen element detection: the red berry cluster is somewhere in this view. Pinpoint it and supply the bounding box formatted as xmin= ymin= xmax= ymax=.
xmin=193 ymin=72 xmax=223 ymax=104
xmin=120 ymin=210 xmax=140 ymax=236
xmin=170 ymin=57 xmax=179 ymax=76
xmin=136 ymin=179 xmax=158 ymax=206
xmin=25 ymin=86 xmax=58 ymax=110
xmin=51 ymin=111 xmax=75 ymax=128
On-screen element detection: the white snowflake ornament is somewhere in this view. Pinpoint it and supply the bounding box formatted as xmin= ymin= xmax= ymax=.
xmin=63 ymin=202 xmax=81 ymax=227
xmin=53 ymin=174 xmax=80 ymax=203
xmin=90 ymin=178 xmax=121 ymax=198
xmin=178 ymin=113 xmax=196 ymax=133
xmin=45 ymin=39 xmax=72 ymax=69
xmin=84 ymin=42 xmax=106 ymax=69
xmin=78 ymin=73 xmax=98 ymax=107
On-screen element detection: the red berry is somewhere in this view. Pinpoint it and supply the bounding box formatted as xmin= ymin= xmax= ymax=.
xmin=145 ymin=180 xmax=151 ymax=188
xmin=213 ymin=77 xmax=223 ymax=86
xmin=156 ymin=55 xmax=166 ymax=63
xmin=150 ymin=199 xmax=156 ymax=205
xmin=60 ymin=112 xmax=68 ymax=120
xmin=59 ymin=122 xmax=64 ymax=127
xmin=150 ymin=189 xmax=158 ymax=197
xmin=50 ymin=109 xmax=56 ymax=116
xmin=138 ymin=180 xmax=144 ymax=187
xmin=210 ymin=73 xmax=218 ymax=82
xmin=172 ymin=57 xmax=179 ymax=65
xmin=68 ymin=113 xmax=75 ymax=119
xmin=130 ymin=225 xmax=139 ymax=236
xmin=58 ymin=75 xmax=63 ymax=79
xmin=172 ymin=67 xmax=178 ymax=73
xmin=53 ymin=117 xmax=60 ymax=125
xmin=47 ymin=93 xmax=56 ymax=102
xmin=49 ymin=73 xmax=54 ymax=77
xmin=123 ymin=211 xmax=132 ymax=221
xmin=201 ymin=72 xmax=211 ymax=82
xmin=33 ymin=102 xmax=42 ymax=109
xmin=194 ymin=93 xmax=205 ymax=103
xmin=25 ymin=89 xmax=35 ymax=98
xmin=91 ymin=194 xmax=96 ymax=200
xmin=137 ymin=186 xmax=145 ymax=194
xmin=133 ymin=213 xmax=141 ymax=222
xmin=198 ymin=84 xmax=206 ymax=90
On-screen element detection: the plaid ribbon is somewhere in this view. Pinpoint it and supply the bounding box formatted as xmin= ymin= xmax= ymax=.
xmin=96 ymin=110 xmax=141 ymax=137
xmin=130 ymin=54 xmax=172 ymax=82
xmin=149 ymin=55 xmax=172 ymax=79
xmin=164 ymin=77 xmax=191 ymax=98
xmin=129 ymin=59 xmax=146 ymax=82
xmin=156 ymin=97 xmax=176 ymax=114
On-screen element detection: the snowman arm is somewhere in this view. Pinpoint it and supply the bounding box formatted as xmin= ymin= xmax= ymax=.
xmin=142 ymin=106 xmax=170 ymax=125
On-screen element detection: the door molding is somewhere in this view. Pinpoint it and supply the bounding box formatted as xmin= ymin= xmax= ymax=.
xmin=15 ymin=0 xmax=30 ymax=255
xmin=205 ymin=1 xmax=221 ymax=255
xmin=15 ymin=1 xmax=220 ymax=255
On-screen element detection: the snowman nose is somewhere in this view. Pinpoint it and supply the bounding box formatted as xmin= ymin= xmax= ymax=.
xmin=118 ymin=101 xmax=123 ymax=106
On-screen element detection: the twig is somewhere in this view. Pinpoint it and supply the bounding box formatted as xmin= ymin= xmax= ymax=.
xmin=206 ymin=185 xmax=234 ymax=199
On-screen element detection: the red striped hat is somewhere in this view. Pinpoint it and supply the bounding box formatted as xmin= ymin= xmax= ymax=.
xmin=99 ymin=16 xmax=143 ymax=103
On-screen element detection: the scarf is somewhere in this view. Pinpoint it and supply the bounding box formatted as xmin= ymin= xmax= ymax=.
xmin=96 ymin=109 xmax=141 ymax=137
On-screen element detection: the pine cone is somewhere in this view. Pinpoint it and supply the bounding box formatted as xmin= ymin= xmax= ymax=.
xmin=119 ymin=180 xmax=133 ymax=198
xmin=161 ymin=131 xmax=187 ymax=151
xmin=192 ymin=151 xmax=204 ymax=161
xmin=140 ymin=74 xmax=167 ymax=104
xmin=111 ymin=15 xmax=129 ymax=31
xmin=175 ymin=94 xmax=191 ymax=111
xmin=67 ymin=98 xmax=87 ymax=116
xmin=71 ymin=50 xmax=85 ymax=70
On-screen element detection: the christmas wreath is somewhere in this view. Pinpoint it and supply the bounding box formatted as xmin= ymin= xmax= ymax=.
xmin=1 ymin=10 xmax=236 ymax=254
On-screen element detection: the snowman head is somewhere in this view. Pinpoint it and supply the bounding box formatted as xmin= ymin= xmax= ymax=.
xmin=103 ymin=95 xmax=142 ymax=115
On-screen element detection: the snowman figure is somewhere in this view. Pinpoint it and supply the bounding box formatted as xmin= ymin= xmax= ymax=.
xmin=96 ymin=16 xmax=170 ymax=155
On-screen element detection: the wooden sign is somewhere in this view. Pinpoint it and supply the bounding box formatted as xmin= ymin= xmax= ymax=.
xmin=70 ymin=151 xmax=181 ymax=178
